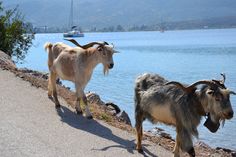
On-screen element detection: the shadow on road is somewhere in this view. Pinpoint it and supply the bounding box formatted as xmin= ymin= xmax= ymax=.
xmin=56 ymin=106 xmax=158 ymax=157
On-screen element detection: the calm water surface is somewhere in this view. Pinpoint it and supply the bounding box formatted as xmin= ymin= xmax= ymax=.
xmin=17 ymin=29 xmax=236 ymax=149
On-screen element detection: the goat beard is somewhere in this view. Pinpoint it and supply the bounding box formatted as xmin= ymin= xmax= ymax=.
xmin=220 ymin=119 xmax=225 ymax=127
xmin=204 ymin=114 xmax=220 ymax=133
xmin=103 ymin=65 xmax=109 ymax=75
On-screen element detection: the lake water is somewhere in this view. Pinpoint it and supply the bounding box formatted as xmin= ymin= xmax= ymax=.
xmin=17 ymin=29 xmax=236 ymax=149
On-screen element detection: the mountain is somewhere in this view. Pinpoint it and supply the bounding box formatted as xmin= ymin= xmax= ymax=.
xmin=2 ymin=0 xmax=236 ymax=30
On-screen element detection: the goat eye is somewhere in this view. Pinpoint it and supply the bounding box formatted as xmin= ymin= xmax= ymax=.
xmin=207 ymin=89 xmax=214 ymax=95
xmin=98 ymin=47 xmax=103 ymax=52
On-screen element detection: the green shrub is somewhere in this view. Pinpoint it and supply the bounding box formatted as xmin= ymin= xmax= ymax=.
xmin=0 ymin=1 xmax=34 ymax=62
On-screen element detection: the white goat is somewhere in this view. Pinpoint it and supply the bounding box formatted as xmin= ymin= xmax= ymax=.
xmin=44 ymin=41 xmax=116 ymax=118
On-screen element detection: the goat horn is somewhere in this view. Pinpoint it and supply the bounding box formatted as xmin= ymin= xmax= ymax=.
xmin=82 ymin=41 xmax=110 ymax=49
xmin=187 ymin=80 xmax=216 ymax=91
xmin=166 ymin=81 xmax=191 ymax=92
xmin=220 ymin=73 xmax=226 ymax=84
xmin=212 ymin=73 xmax=226 ymax=89
xmin=230 ymin=91 xmax=236 ymax=95
xmin=103 ymin=41 xmax=109 ymax=45
xmin=64 ymin=39 xmax=107 ymax=49
xmin=167 ymin=80 xmax=216 ymax=93
xmin=81 ymin=42 xmax=106 ymax=49
xmin=64 ymin=38 xmax=83 ymax=47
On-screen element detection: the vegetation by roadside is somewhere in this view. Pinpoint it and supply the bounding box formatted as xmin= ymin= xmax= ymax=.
xmin=0 ymin=1 xmax=34 ymax=62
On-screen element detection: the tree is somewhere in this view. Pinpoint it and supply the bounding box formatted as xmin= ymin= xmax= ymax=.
xmin=116 ymin=25 xmax=125 ymax=32
xmin=0 ymin=1 xmax=34 ymax=62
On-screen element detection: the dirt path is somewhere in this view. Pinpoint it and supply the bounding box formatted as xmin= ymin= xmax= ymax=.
xmin=0 ymin=69 xmax=173 ymax=157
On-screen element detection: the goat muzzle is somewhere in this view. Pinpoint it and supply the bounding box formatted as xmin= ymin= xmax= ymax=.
xmin=204 ymin=114 xmax=220 ymax=133
xmin=109 ymin=63 xmax=114 ymax=69
xmin=226 ymin=111 xmax=234 ymax=119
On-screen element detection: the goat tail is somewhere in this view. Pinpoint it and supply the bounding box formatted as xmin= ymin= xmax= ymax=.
xmin=134 ymin=86 xmax=141 ymax=107
xmin=134 ymin=74 xmax=149 ymax=108
xmin=44 ymin=42 xmax=54 ymax=69
xmin=44 ymin=42 xmax=53 ymax=53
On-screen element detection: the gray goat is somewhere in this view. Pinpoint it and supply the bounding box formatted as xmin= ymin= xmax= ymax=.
xmin=134 ymin=73 xmax=235 ymax=157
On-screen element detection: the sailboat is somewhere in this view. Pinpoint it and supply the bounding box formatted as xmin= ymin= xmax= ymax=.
xmin=63 ymin=0 xmax=84 ymax=38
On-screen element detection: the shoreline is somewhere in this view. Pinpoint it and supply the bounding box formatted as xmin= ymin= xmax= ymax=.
xmin=0 ymin=50 xmax=235 ymax=157
xmin=32 ymin=27 xmax=236 ymax=35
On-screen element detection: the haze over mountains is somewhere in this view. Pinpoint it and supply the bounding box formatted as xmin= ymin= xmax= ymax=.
xmin=3 ymin=0 xmax=236 ymax=30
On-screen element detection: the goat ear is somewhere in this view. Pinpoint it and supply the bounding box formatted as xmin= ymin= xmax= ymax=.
xmin=207 ymin=89 xmax=214 ymax=95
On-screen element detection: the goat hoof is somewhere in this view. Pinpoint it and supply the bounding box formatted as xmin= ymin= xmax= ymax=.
xmin=86 ymin=115 xmax=93 ymax=119
xmin=188 ymin=147 xmax=195 ymax=157
xmin=136 ymin=146 xmax=143 ymax=153
xmin=76 ymin=110 xmax=83 ymax=115
xmin=55 ymin=104 xmax=61 ymax=108
xmin=48 ymin=95 xmax=54 ymax=101
xmin=137 ymin=148 xmax=143 ymax=153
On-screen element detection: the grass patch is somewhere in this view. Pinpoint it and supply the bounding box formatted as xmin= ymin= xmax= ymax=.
xmin=99 ymin=113 xmax=112 ymax=122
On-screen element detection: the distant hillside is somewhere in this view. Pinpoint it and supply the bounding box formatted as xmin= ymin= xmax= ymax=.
xmin=3 ymin=0 xmax=236 ymax=30
xmin=162 ymin=16 xmax=236 ymax=30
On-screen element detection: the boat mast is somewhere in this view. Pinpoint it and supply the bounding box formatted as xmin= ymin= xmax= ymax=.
xmin=68 ymin=0 xmax=74 ymax=29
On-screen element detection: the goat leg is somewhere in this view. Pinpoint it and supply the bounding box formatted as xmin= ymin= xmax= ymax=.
xmin=173 ymin=135 xmax=180 ymax=157
xmin=135 ymin=113 xmax=143 ymax=153
xmin=82 ymin=96 xmax=93 ymax=119
xmin=49 ymin=72 xmax=60 ymax=108
xmin=75 ymin=97 xmax=83 ymax=115
xmin=53 ymin=90 xmax=61 ymax=108
xmin=75 ymin=86 xmax=83 ymax=115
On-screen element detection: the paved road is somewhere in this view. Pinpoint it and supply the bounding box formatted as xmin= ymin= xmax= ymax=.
xmin=0 ymin=69 xmax=173 ymax=157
